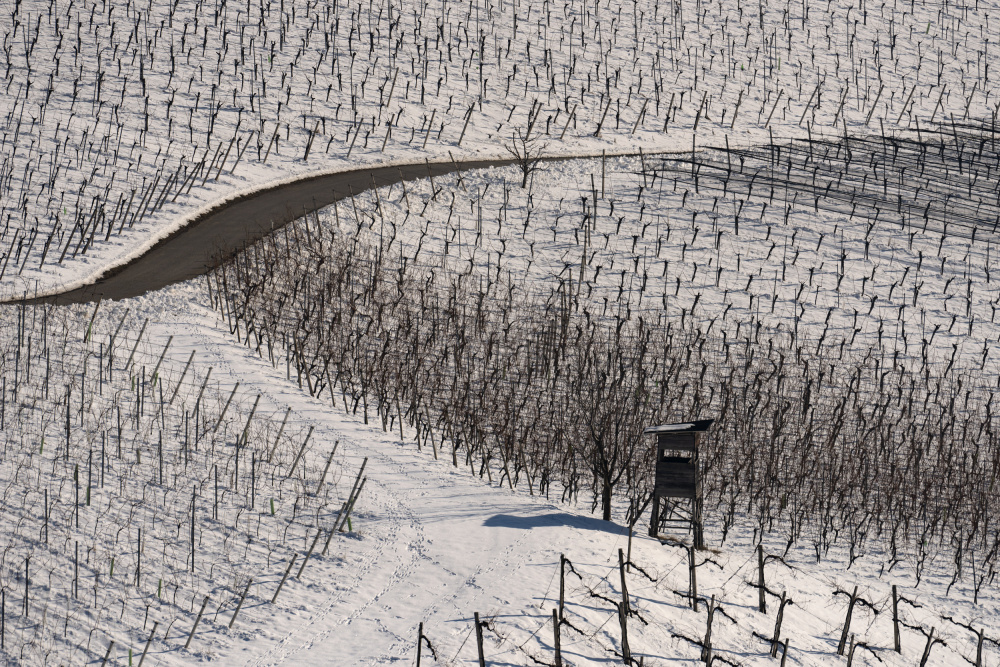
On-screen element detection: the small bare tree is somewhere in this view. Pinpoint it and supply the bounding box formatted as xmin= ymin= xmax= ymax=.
xmin=505 ymin=127 xmax=547 ymax=188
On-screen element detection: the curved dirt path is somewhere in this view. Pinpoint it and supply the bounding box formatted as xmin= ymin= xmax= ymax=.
xmin=15 ymin=156 xmax=566 ymax=305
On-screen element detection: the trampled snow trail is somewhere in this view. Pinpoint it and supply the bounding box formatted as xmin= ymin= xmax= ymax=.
xmin=245 ymin=448 xmax=540 ymax=666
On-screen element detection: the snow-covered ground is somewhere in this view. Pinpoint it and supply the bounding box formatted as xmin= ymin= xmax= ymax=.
xmin=4 ymin=0 xmax=1000 ymax=296
xmin=2 ymin=282 xmax=994 ymax=665
xmin=5 ymin=134 xmax=1000 ymax=665
xmin=306 ymin=154 xmax=1000 ymax=368
xmin=196 ymin=140 xmax=1000 ymax=663
xmin=4 ymin=0 xmax=1000 ymax=662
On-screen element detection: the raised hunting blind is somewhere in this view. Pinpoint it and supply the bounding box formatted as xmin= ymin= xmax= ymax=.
xmin=646 ymin=419 xmax=714 ymax=548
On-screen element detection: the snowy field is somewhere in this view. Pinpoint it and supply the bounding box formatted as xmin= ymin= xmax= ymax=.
xmin=3 ymin=282 xmax=999 ymax=665
xmin=4 ymin=0 xmax=1000 ymax=663
xmin=4 ymin=0 xmax=1000 ymax=296
xmin=203 ymin=148 xmax=1000 ymax=666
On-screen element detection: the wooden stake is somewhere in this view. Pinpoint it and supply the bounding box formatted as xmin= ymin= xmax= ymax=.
xmin=474 ymin=612 xmax=486 ymax=667
xmin=213 ymin=382 xmax=240 ymax=433
xmin=333 ymin=458 xmax=368 ymax=533
xmin=124 ymin=319 xmax=148 ymax=370
xmin=271 ymin=555 xmax=298 ymax=603
xmin=23 ymin=557 xmax=28 ymax=618
xmin=700 ymin=595 xmax=714 ymax=664
xmin=892 ymin=585 xmax=901 ymax=653
xmin=837 ymin=586 xmax=858 ymax=655
xmin=190 ymin=486 xmax=197 ymax=572
xmin=297 ymin=531 xmax=323 ymax=578
xmin=150 ymin=335 xmax=173 ymax=383
xmin=689 ymin=546 xmax=698 ymax=612
xmin=84 ymin=300 xmax=101 ymax=343
xmin=228 ymin=578 xmax=253 ymax=628
xmin=267 ymin=407 xmax=291 ymax=462
xmin=185 ymin=596 xmax=210 ymax=649
xmin=619 ymin=600 xmax=632 ymax=665
xmin=315 ymin=442 xmax=339 ymax=495
xmin=458 ymin=105 xmax=475 ymax=146
xmin=137 ymin=621 xmax=158 ymax=667
xmin=618 ymin=548 xmax=629 ymax=615
xmin=287 ymin=425 xmax=314 ymax=477
xmin=100 ymin=639 xmax=114 ymax=667
xmin=416 ymin=622 xmax=425 ymax=667
xmin=239 ymin=393 xmax=261 ymax=446
xmin=758 ymin=545 xmax=766 ymax=613
xmin=770 ymin=592 xmax=787 ymax=657
xmin=559 ymin=554 xmax=566 ymax=620
xmin=594 ymin=97 xmax=612 ymax=137
xmin=167 ymin=350 xmax=195 ymax=405
xmin=553 ymin=609 xmax=562 ymax=667
xmin=336 ymin=477 xmax=366 ymax=532
xmin=559 ymin=104 xmax=578 ymax=140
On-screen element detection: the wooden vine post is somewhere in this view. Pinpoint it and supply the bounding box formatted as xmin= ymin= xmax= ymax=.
xmin=618 ymin=549 xmax=630 ymax=615
xmin=770 ymin=592 xmax=791 ymax=657
xmin=618 ymin=599 xmax=631 ymax=665
xmin=758 ymin=545 xmax=766 ymax=613
xmin=701 ymin=595 xmax=715 ymax=664
xmin=474 ymin=612 xmax=487 ymax=667
xmin=416 ymin=623 xmax=424 ymax=667
xmin=185 ymin=595 xmax=210 ymax=649
xmin=689 ymin=546 xmax=699 ymax=612
xmin=558 ymin=554 xmax=566 ymax=621
xmin=552 ymin=609 xmax=562 ymax=667
xmin=891 ymin=584 xmax=901 ymax=653
xmin=837 ymin=586 xmax=859 ymax=655
xmin=415 ymin=622 xmax=438 ymax=667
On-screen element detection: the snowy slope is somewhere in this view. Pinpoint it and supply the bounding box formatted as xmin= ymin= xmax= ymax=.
xmin=4 ymin=0 xmax=1000 ymax=661
xmin=5 ymin=0 xmax=1000 ymax=296
xmin=94 ymin=283 xmax=1000 ymax=666
xmin=2 ymin=146 xmax=999 ymax=665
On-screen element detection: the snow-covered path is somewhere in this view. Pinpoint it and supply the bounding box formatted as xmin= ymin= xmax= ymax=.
xmin=140 ymin=284 xmax=638 ymax=666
